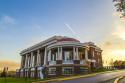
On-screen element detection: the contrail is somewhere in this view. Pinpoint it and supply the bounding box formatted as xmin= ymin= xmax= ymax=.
xmin=64 ymin=23 xmax=79 ymax=39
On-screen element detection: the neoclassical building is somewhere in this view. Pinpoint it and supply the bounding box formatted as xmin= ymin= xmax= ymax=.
xmin=16 ymin=36 xmax=102 ymax=79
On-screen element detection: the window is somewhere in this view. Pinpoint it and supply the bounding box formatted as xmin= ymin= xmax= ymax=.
xmin=64 ymin=51 xmax=73 ymax=61
xmin=98 ymin=59 xmax=100 ymax=63
xmin=80 ymin=67 xmax=88 ymax=73
xmin=79 ymin=52 xmax=85 ymax=60
xmin=51 ymin=52 xmax=57 ymax=61
xmin=62 ymin=67 xmax=74 ymax=75
xmin=78 ymin=48 xmax=85 ymax=60
xmin=48 ymin=67 xmax=56 ymax=75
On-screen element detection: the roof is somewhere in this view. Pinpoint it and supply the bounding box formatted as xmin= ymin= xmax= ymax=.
xmin=20 ymin=36 xmax=102 ymax=55
xmin=20 ymin=36 xmax=80 ymax=54
xmin=57 ymin=37 xmax=80 ymax=42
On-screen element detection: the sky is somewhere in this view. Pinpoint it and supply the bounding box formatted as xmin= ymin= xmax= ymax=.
xmin=0 ymin=0 xmax=125 ymax=70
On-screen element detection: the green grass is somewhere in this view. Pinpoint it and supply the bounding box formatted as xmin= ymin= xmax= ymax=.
xmin=0 ymin=69 xmax=124 ymax=83
xmin=0 ymin=77 xmax=40 ymax=83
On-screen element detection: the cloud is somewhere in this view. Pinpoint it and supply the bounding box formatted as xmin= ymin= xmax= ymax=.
xmin=110 ymin=50 xmax=125 ymax=56
xmin=0 ymin=60 xmax=20 ymax=71
xmin=99 ymin=17 xmax=125 ymax=66
xmin=112 ymin=12 xmax=121 ymax=17
xmin=111 ymin=20 xmax=125 ymax=40
xmin=0 ymin=15 xmax=15 ymax=25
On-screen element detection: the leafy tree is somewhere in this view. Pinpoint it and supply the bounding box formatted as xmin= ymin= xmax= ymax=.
xmin=113 ymin=0 xmax=125 ymax=17
xmin=0 ymin=67 xmax=8 ymax=77
xmin=1 ymin=68 xmax=6 ymax=77
xmin=113 ymin=60 xmax=125 ymax=69
xmin=109 ymin=59 xmax=114 ymax=67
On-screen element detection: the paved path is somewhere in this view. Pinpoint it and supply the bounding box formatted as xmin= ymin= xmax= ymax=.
xmin=51 ymin=70 xmax=125 ymax=83
xmin=100 ymin=78 xmax=116 ymax=83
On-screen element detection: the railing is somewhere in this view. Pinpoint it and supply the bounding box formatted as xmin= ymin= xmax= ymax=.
xmin=80 ymin=60 xmax=86 ymax=65
xmin=49 ymin=61 xmax=56 ymax=65
xmin=62 ymin=60 xmax=73 ymax=64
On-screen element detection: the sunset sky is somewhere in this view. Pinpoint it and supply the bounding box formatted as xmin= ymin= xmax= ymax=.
xmin=0 ymin=0 xmax=125 ymax=70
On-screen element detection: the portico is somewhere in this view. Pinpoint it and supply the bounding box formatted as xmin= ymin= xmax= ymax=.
xmin=16 ymin=36 xmax=102 ymax=78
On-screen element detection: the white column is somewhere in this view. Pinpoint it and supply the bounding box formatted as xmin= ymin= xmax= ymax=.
xmin=29 ymin=55 xmax=31 ymax=67
xmin=38 ymin=50 xmax=41 ymax=66
xmin=85 ymin=48 xmax=88 ymax=61
xmin=28 ymin=55 xmax=31 ymax=68
xmin=44 ymin=47 xmax=47 ymax=65
xmin=36 ymin=51 xmax=38 ymax=66
xmin=37 ymin=49 xmax=40 ymax=66
xmin=30 ymin=52 xmax=33 ymax=67
xmin=76 ymin=47 xmax=79 ymax=60
xmin=32 ymin=52 xmax=35 ymax=67
xmin=22 ymin=56 xmax=24 ymax=68
xmin=27 ymin=55 xmax=29 ymax=68
xmin=48 ymin=49 xmax=51 ymax=61
xmin=73 ymin=47 xmax=76 ymax=60
xmin=27 ymin=54 xmax=29 ymax=67
xmin=25 ymin=54 xmax=28 ymax=68
xmin=57 ymin=47 xmax=62 ymax=60
xmin=57 ymin=47 xmax=60 ymax=60
xmin=28 ymin=55 xmax=31 ymax=67
xmin=32 ymin=54 xmax=35 ymax=67
xmin=21 ymin=56 xmax=23 ymax=68
xmin=60 ymin=47 xmax=62 ymax=60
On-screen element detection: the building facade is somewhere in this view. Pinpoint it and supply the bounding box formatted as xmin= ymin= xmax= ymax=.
xmin=16 ymin=36 xmax=102 ymax=79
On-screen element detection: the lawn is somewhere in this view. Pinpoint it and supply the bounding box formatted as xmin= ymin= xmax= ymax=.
xmin=0 ymin=77 xmax=39 ymax=83
xmin=0 ymin=69 xmax=123 ymax=83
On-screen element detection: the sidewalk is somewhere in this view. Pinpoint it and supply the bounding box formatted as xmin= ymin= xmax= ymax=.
xmin=33 ymin=70 xmax=124 ymax=83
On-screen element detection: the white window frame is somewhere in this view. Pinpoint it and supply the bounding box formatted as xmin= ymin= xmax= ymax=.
xmin=62 ymin=67 xmax=74 ymax=75
xmin=48 ymin=67 xmax=56 ymax=75
xmin=63 ymin=51 xmax=73 ymax=64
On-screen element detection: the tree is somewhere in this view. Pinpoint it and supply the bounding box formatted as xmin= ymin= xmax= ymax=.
xmin=1 ymin=67 xmax=8 ymax=77
xmin=1 ymin=68 xmax=6 ymax=77
xmin=113 ymin=60 xmax=125 ymax=69
xmin=113 ymin=0 xmax=125 ymax=17
xmin=109 ymin=59 xmax=114 ymax=67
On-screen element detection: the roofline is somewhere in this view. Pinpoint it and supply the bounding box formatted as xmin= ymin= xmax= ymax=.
xmin=20 ymin=36 xmax=102 ymax=55
xmin=20 ymin=36 xmax=78 ymax=54
xmin=20 ymin=36 xmax=59 ymax=54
